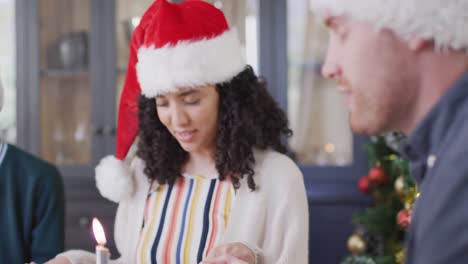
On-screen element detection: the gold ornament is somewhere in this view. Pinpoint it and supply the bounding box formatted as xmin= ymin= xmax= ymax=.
xmin=403 ymin=187 xmax=419 ymax=205
xmin=347 ymin=234 xmax=367 ymax=254
xmin=395 ymin=248 xmax=405 ymax=264
xmin=394 ymin=176 xmax=405 ymax=195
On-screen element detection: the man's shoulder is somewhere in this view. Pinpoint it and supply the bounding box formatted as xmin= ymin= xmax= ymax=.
xmin=444 ymin=110 xmax=468 ymax=152
xmin=3 ymin=144 xmax=61 ymax=181
xmin=6 ymin=144 xmax=56 ymax=168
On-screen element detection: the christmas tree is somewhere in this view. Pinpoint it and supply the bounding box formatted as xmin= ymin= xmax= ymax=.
xmin=342 ymin=135 xmax=418 ymax=264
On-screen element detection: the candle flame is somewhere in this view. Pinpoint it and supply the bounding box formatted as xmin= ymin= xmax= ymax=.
xmin=92 ymin=217 xmax=107 ymax=245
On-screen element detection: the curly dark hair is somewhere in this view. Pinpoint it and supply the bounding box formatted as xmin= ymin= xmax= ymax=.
xmin=137 ymin=65 xmax=292 ymax=191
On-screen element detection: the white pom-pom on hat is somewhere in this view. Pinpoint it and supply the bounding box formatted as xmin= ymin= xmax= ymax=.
xmin=95 ymin=155 xmax=133 ymax=203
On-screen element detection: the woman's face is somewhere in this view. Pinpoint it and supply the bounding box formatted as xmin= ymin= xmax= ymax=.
xmin=156 ymin=85 xmax=219 ymax=154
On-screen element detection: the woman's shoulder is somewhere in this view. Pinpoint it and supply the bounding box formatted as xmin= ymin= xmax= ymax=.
xmin=254 ymin=149 xmax=299 ymax=170
xmin=131 ymin=156 xmax=152 ymax=187
xmin=130 ymin=156 xmax=146 ymax=173
xmin=253 ymin=149 xmax=303 ymax=186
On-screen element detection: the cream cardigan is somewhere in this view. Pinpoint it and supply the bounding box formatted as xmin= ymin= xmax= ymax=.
xmin=60 ymin=150 xmax=309 ymax=264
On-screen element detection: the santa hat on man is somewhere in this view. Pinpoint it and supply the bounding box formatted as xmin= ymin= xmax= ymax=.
xmin=96 ymin=0 xmax=245 ymax=202
xmin=311 ymin=0 xmax=468 ymax=52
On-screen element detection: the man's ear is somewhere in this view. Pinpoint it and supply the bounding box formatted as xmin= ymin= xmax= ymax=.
xmin=408 ymin=37 xmax=432 ymax=52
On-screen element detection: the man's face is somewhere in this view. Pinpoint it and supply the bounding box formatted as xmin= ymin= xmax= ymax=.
xmin=322 ymin=16 xmax=417 ymax=135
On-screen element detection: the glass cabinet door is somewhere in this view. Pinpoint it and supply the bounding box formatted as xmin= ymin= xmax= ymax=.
xmin=38 ymin=0 xmax=92 ymax=166
xmin=287 ymin=0 xmax=353 ymax=166
xmin=204 ymin=0 xmax=259 ymax=72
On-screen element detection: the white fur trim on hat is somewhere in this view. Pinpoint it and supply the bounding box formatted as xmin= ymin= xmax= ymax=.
xmin=95 ymin=155 xmax=133 ymax=203
xmin=136 ymin=28 xmax=246 ymax=97
xmin=311 ymin=0 xmax=468 ymax=51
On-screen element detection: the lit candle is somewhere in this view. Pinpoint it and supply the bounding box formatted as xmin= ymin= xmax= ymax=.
xmin=92 ymin=217 xmax=110 ymax=264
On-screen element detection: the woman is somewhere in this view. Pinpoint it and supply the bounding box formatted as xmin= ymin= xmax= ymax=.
xmin=47 ymin=0 xmax=308 ymax=263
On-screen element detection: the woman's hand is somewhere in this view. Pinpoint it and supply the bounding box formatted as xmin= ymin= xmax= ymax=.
xmin=200 ymin=254 xmax=248 ymax=264
xmin=41 ymin=256 xmax=72 ymax=264
xmin=200 ymin=242 xmax=256 ymax=264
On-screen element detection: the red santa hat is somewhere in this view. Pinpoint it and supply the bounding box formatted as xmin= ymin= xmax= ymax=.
xmin=310 ymin=0 xmax=468 ymax=52
xmin=96 ymin=0 xmax=245 ymax=202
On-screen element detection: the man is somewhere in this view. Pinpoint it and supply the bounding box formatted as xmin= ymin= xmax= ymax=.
xmin=0 ymin=75 xmax=65 ymax=263
xmin=311 ymin=0 xmax=468 ymax=263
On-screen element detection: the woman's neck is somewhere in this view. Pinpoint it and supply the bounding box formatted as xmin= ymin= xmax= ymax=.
xmin=183 ymin=150 xmax=218 ymax=177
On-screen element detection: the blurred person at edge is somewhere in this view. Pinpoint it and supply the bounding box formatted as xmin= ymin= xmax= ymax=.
xmin=312 ymin=0 xmax=468 ymax=263
xmin=0 ymin=74 xmax=64 ymax=264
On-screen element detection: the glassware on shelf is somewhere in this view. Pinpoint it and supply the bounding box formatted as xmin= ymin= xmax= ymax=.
xmin=39 ymin=0 xmax=92 ymax=166
xmin=122 ymin=17 xmax=140 ymax=45
xmin=47 ymin=31 xmax=89 ymax=71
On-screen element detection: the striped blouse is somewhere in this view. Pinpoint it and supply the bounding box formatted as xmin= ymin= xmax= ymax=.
xmin=135 ymin=174 xmax=235 ymax=264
